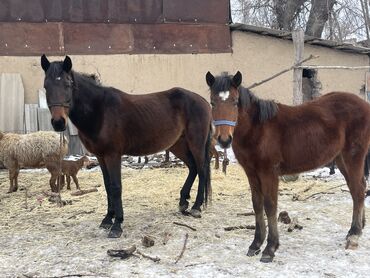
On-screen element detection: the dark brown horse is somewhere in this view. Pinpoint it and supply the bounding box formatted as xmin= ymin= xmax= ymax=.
xmin=206 ymin=71 xmax=370 ymax=262
xmin=40 ymin=55 xmax=212 ymax=238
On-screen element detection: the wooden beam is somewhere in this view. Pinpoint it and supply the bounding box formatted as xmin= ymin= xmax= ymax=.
xmin=292 ymin=30 xmax=305 ymax=105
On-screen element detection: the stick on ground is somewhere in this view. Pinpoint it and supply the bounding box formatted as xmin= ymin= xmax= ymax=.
xmin=70 ymin=188 xmax=98 ymax=196
xmin=173 ymin=221 xmax=197 ymax=231
xmin=224 ymin=225 xmax=256 ymax=231
xmin=175 ymin=233 xmax=189 ymax=264
xmin=236 ymin=211 xmax=255 ymax=217
xmin=136 ymin=249 xmax=161 ymax=262
xmin=67 ymin=210 xmax=95 ymax=219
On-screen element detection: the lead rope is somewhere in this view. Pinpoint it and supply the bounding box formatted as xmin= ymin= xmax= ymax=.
xmin=57 ymin=131 xmax=64 ymax=207
xmin=222 ymin=148 xmax=229 ymax=175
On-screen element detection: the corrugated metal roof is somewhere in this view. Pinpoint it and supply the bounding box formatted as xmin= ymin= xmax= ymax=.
xmin=231 ymin=23 xmax=370 ymax=55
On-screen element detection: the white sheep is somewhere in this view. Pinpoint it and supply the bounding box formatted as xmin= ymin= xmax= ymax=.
xmin=0 ymin=131 xmax=68 ymax=193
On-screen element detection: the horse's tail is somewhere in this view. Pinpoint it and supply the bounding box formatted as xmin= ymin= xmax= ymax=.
xmin=204 ymin=123 xmax=212 ymax=206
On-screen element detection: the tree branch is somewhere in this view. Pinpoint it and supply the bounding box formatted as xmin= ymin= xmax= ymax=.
xmin=247 ymin=54 xmax=318 ymax=90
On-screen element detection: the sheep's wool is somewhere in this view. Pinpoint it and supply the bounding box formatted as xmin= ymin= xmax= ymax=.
xmin=0 ymin=131 xmax=68 ymax=168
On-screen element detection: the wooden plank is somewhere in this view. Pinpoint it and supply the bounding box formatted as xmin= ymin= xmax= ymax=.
xmin=67 ymin=135 xmax=85 ymax=155
xmin=366 ymin=72 xmax=370 ymax=102
xmin=64 ymin=123 xmax=84 ymax=155
xmin=24 ymin=104 xmax=38 ymax=133
xmin=38 ymin=88 xmax=48 ymax=108
xmin=37 ymin=108 xmax=53 ymax=131
xmin=0 ymin=73 xmax=24 ymax=133
xmin=67 ymin=119 xmax=79 ymax=136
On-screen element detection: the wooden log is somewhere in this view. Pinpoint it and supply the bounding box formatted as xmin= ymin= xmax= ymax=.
xmin=173 ymin=221 xmax=197 ymax=231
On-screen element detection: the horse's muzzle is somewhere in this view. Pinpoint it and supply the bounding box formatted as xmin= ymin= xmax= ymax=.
xmin=218 ymin=135 xmax=232 ymax=149
xmin=51 ymin=118 xmax=66 ymax=131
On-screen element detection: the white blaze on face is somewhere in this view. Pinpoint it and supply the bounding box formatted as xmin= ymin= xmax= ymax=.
xmin=219 ymin=91 xmax=230 ymax=101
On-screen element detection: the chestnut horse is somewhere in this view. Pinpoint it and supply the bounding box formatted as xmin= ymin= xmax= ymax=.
xmin=40 ymin=55 xmax=212 ymax=238
xmin=206 ymin=71 xmax=370 ymax=262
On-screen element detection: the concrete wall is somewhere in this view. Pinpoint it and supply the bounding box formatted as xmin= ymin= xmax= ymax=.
xmin=0 ymin=30 xmax=368 ymax=105
xmin=230 ymin=31 xmax=369 ymax=104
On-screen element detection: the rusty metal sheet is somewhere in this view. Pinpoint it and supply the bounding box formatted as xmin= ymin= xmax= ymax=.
xmin=163 ymin=0 xmax=230 ymax=23
xmin=106 ymin=0 xmax=163 ymax=23
xmin=41 ymin=0 xmax=64 ymax=22
xmin=131 ymin=24 xmax=231 ymax=54
xmin=0 ymin=22 xmax=231 ymax=55
xmin=63 ymin=23 xmax=133 ymax=54
xmin=0 ymin=22 xmax=62 ymax=55
xmin=0 ymin=0 xmax=45 ymax=22
xmin=0 ymin=0 xmax=163 ymax=23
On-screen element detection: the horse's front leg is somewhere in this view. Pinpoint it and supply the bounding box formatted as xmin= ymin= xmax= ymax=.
xmin=97 ymin=157 xmax=114 ymax=230
xmin=104 ymin=154 xmax=124 ymax=238
xmin=247 ymin=175 xmax=266 ymax=257
xmin=260 ymin=172 xmax=279 ymax=263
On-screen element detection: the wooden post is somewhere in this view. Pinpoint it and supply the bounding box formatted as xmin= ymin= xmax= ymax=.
xmin=292 ymin=30 xmax=304 ymax=105
xmin=366 ymin=72 xmax=370 ymax=102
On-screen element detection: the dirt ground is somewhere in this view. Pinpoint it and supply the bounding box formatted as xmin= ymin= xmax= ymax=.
xmin=0 ymin=163 xmax=369 ymax=278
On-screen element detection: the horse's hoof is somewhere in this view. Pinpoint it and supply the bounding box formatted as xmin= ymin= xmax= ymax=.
xmin=345 ymin=236 xmax=359 ymax=250
xmin=99 ymin=222 xmax=113 ymax=230
xmin=189 ymin=209 xmax=201 ymax=218
xmin=108 ymin=228 xmax=123 ymax=238
xmin=247 ymin=248 xmax=261 ymax=257
xmin=179 ymin=204 xmax=189 ymax=213
xmin=260 ymin=254 xmax=274 ymax=263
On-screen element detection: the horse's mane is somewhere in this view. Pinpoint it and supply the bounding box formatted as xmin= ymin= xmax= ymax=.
xmin=211 ymin=73 xmax=278 ymax=123
xmin=239 ymin=86 xmax=278 ymax=123
xmin=76 ymin=72 xmax=102 ymax=86
xmin=46 ymin=62 xmax=102 ymax=86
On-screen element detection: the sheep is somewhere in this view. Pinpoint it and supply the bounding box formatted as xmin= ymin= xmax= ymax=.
xmin=0 ymin=131 xmax=68 ymax=193
xmin=59 ymin=156 xmax=90 ymax=190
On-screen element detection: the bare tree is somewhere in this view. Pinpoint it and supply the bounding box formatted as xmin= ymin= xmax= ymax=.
xmin=360 ymin=0 xmax=370 ymax=40
xmin=231 ymin=0 xmax=369 ymax=42
xmin=305 ymin=0 xmax=336 ymax=37
xmin=273 ymin=0 xmax=307 ymax=31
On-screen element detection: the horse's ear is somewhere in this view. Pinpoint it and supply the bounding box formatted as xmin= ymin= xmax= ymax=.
xmin=206 ymin=71 xmax=215 ymax=87
xmin=63 ymin=56 xmax=72 ymax=73
xmin=232 ymin=71 xmax=242 ymax=87
xmin=41 ymin=54 xmax=50 ymax=72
